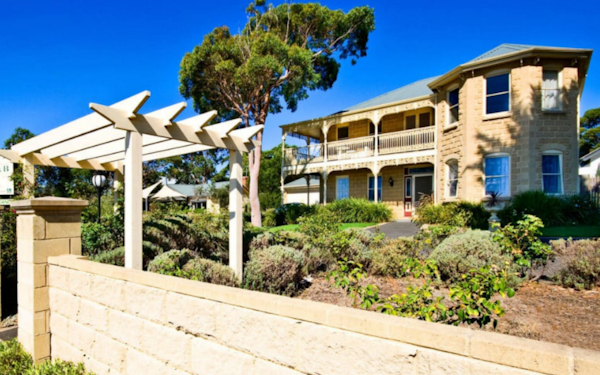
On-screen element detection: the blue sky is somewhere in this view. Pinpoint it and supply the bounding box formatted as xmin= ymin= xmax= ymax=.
xmin=1 ymin=0 xmax=598 ymax=151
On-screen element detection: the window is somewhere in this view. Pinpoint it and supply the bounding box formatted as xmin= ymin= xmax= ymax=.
xmin=448 ymin=88 xmax=459 ymax=124
xmin=542 ymin=70 xmax=561 ymax=111
xmin=337 ymin=126 xmax=349 ymax=140
xmin=484 ymin=155 xmax=510 ymax=196
xmin=446 ymin=160 xmax=458 ymax=198
xmin=485 ymin=73 xmax=510 ymax=114
xmin=405 ymin=177 xmax=412 ymax=198
xmin=368 ymin=176 xmax=382 ymax=202
xmin=405 ymin=115 xmax=416 ymax=130
xmin=336 ymin=176 xmax=349 ymax=200
xmin=419 ymin=112 xmax=431 ymax=127
xmin=542 ymin=152 xmax=563 ymax=194
xmin=369 ymin=121 xmax=382 ymax=135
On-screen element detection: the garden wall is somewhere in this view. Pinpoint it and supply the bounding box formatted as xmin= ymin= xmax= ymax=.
xmin=45 ymin=254 xmax=599 ymax=375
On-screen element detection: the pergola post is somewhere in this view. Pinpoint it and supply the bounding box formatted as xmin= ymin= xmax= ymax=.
xmin=124 ymin=131 xmax=143 ymax=270
xmin=23 ymin=155 xmax=35 ymax=198
xmin=229 ymin=149 xmax=243 ymax=281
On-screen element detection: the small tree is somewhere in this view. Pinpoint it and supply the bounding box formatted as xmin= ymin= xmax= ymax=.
xmin=580 ymin=107 xmax=600 ymax=157
xmin=179 ymin=1 xmax=375 ymax=226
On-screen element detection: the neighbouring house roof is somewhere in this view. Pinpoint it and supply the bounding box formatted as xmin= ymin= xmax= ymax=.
xmin=581 ymin=148 xmax=600 ymax=163
xmin=343 ymin=76 xmax=440 ymax=112
xmin=150 ymin=181 xmax=229 ymax=201
xmin=284 ymin=177 xmax=320 ymax=189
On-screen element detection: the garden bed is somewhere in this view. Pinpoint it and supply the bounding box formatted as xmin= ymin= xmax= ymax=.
xmin=298 ymin=277 xmax=600 ymax=351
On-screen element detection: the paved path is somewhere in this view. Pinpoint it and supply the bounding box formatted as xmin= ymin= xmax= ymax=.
xmin=366 ymin=220 xmax=420 ymax=239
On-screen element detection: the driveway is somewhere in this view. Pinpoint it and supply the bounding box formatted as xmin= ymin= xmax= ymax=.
xmin=366 ymin=220 xmax=419 ymax=239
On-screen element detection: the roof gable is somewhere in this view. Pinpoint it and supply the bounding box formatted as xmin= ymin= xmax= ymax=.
xmin=467 ymin=43 xmax=537 ymax=63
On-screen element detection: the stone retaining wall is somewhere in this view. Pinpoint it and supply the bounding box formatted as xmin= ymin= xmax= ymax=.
xmin=46 ymin=255 xmax=600 ymax=375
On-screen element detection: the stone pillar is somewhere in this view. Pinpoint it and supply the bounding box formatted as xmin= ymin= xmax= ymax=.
xmin=12 ymin=197 xmax=88 ymax=363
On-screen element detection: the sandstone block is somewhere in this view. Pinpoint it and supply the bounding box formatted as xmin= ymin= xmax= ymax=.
xmin=90 ymin=332 xmax=127 ymax=373
xmin=48 ymin=287 xmax=80 ymax=320
xmin=107 ymin=309 xmax=144 ymax=349
xmin=123 ymin=282 xmax=167 ymax=323
xmin=18 ymin=262 xmax=47 ymax=288
xmin=89 ymin=274 xmax=126 ymax=310
xmin=191 ymin=337 xmax=255 ymax=375
xmin=17 ymin=215 xmax=46 ymax=240
xmin=68 ymin=318 xmax=97 ymax=354
xmin=44 ymin=214 xmax=81 ymax=239
xmin=17 ymin=238 xmax=70 ymax=264
xmin=140 ymin=319 xmax=192 ymax=371
xmin=125 ymin=347 xmax=170 ymax=375
xmin=48 ymin=265 xmax=71 ymax=291
xmin=78 ymin=298 xmax=109 ymax=332
xmin=18 ymin=283 xmax=49 ymax=313
xmin=165 ymin=292 xmax=218 ymax=337
xmin=50 ymin=335 xmax=85 ymax=364
xmin=18 ymin=307 xmax=48 ymax=336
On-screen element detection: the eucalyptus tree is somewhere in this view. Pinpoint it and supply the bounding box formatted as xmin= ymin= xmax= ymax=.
xmin=179 ymin=0 xmax=375 ymax=226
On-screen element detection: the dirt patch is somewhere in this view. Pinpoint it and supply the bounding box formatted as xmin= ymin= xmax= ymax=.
xmin=297 ymin=277 xmax=600 ymax=351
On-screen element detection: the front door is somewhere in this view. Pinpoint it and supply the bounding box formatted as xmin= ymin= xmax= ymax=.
xmin=404 ymin=174 xmax=433 ymax=216
xmin=414 ymin=175 xmax=434 ymax=206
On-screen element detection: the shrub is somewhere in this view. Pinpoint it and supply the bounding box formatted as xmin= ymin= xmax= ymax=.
xmin=274 ymin=203 xmax=315 ymax=226
xmin=0 ymin=339 xmax=32 ymax=375
xmin=181 ymin=258 xmax=239 ymax=287
xmin=89 ymin=247 xmax=125 ymax=266
xmin=244 ymin=245 xmax=306 ymax=296
xmin=263 ymin=208 xmax=277 ymax=227
xmin=553 ymin=239 xmax=600 ymax=290
xmin=324 ymin=198 xmax=392 ymax=223
xmin=429 ymin=230 xmax=520 ymax=287
xmin=82 ymin=222 xmax=119 ymax=256
xmin=456 ymin=201 xmax=490 ymax=230
xmin=28 ymin=360 xmax=93 ymax=375
xmin=1 ymin=209 xmax=17 ymax=281
xmin=413 ymin=196 xmax=488 ymax=229
xmin=147 ymin=249 xmax=195 ymax=274
xmin=371 ymin=237 xmax=420 ymax=277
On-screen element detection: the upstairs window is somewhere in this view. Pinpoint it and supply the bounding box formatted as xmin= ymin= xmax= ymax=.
xmin=484 ymin=154 xmax=510 ymax=196
xmin=485 ymin=73 xmax=510 ymax=114
xmin=446 ymin=160 xmax=458 ymax=198
xmin=405 ymin=115 xmax=416 ymax=130
xmin=419 ymin=112 xmax=432 ymax=127
xmin=337 ymin=126 xmax=349 ymax=140
xmin=542 ymin=70 xmax=561 ymax=111
xmin=542 ymin=152 xmax=563 ymax=194
xmin=368 ymin=176 xmax=382 ymax=202
xmin=448 ymin=88 xmax=459 ymax=124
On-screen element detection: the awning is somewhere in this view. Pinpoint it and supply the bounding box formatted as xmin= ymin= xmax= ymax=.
xmin=151 ymin=185 xmax=188 ymax=202
xmin=142 ymin=181 xmax=162 ymax=199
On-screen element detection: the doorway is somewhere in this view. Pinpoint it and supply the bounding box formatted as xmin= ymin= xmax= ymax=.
xmin=403 ymin=173 xmax=433 ymax=216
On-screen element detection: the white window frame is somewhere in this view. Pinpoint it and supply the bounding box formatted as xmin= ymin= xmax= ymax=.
xmin=483 ymin=153 xmax=511 ymax=198
xmin=542 ymin=69 xmax=563 ymax=112
xmin=367 ymin=175 xmax=382 ymax=202
xmin=483 ymin=71 xmax=511 ymax=118
xmin=336 ymin=175 xmax=350 ymax=200
xmin=446 ymin=159 xmax=459 ymax=199
xmin=541 ymin=151 xmax=564 ymax=195
xmin=446 ymin=85 xmax=460 ymax=128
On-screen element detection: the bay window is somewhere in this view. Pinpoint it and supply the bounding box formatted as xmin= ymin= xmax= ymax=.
xmin=542 ymin=70 xmax=561 ymax=111
xmin=484 ymin=154 xmax=510 ymax=196
xmin=485 ymin=73 xmax=510 ymax=115
xmin=448 ymin=88 xmax=459 ymax=125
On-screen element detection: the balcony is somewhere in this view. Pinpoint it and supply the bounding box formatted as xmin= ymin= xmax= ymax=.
xmin=284 ymin=126 xmax=435 ymax=166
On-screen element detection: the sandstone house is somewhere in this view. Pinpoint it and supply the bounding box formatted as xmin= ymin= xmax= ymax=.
xmin=280 ymin=44 xmax=593 ymax=217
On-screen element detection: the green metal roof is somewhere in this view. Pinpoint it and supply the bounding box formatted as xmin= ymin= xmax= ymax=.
xmin=343 ymin=76 xmax=440 ymax=112
xmin=284 ymin=177 xmax=320 ymax=189
xmin=168 ymin=181 xmax=228 ymax=197
xmin=468 ymin=43 xmax=541 ymax=63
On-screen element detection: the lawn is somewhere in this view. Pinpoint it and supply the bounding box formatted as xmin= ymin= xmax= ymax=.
xmin=541 ymin=225 xmax=600 ymax=238
xmin=268 ymin=222 xmax=376 ymax=232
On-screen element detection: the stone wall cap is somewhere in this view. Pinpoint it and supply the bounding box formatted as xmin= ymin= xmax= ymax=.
xmin=11 ymin=197 xmax=89 ymax=211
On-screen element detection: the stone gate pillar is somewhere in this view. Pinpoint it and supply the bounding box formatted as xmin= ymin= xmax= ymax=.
xmin=11 ymin=197 xmax=88 ymax=362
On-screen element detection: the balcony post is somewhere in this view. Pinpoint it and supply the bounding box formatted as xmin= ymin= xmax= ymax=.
xmin=322 ymin=124 xmax=329 ymax=163
xmin=374 ymin=115 xmax=379 ymax=157
xmin=373 ymin=162 xmax=379 ymax=202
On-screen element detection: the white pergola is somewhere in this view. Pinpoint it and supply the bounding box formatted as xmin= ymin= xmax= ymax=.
xmin=0 ymin=91 xmax=261 ymax=279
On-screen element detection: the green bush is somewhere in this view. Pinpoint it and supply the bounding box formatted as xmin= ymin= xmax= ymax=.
xmin=263 ymin=208 xmax=277 ymax=227
xmin=182 ymin=258 xmax=239 ymax=287
xmin=1 ymin=209 xmax=17 ymax=282
xmin=499 ymin=190 xmax=600 ymax=227
xmin=371 ymin=237 xmax=421 ymax=277
xmin=429 ymin=230 xmax=520 ymax=287
xmin=553 ymin=239 xmax=600 ymax=290
xmin=413 ymin=196 xmax=487 ymax=229
xmin=456 ymin=201 xmax=489 ymax=230
xmin=89 ymin=247 xmax=125 ymax=266
xmin=0 ymin=339 xmax=94 ymax=375
xmin=274 ymin=203 xmax=315 ymax=226
xmin=82 ymin=222 xmax=119 ymax=256
xmin=147 ymin=249 xmax=195 ymax=274
xmin=244 ymin=245 xmax=306 ymax=296
xmin=324 ymin=198 xmax=392 ymax=223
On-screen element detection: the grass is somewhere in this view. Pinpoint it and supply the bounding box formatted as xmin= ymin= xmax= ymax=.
xmin=268 ymin=222 xmax=376 ymax=233
xmin=541 ymin=226 xmax=600 ymax=238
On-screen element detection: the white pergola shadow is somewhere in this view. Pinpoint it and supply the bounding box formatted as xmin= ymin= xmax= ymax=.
xmin=0 ymin=91 xmax=261 ymax=280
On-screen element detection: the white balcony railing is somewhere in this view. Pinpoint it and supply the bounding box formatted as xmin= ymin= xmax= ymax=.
xmin=283 ymin=126 xmax=435 ymax=165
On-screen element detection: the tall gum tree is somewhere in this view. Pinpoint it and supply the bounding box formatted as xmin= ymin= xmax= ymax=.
xmin=179 ymin=0 xmax=375 ymax=226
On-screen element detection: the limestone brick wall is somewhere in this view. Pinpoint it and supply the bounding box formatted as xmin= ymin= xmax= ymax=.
xmin=46 ymin=255 xmax=600 ymax=375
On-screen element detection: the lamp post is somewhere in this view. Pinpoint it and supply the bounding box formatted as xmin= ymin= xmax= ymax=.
xmin=92 ymin=174 xmax=108 ymax=223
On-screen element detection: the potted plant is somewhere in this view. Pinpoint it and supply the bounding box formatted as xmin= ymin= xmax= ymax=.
xmin=485 ymin=191 xmax=503 ymax=230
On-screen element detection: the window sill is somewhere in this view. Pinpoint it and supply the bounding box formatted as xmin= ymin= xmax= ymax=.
xmin=444 ymin=123 xmax=459 ymax=131
xmin=483 ymin=112 xmax=512 ymax=121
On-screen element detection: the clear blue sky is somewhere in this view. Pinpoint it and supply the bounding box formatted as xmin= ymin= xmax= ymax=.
xmin=1 ymin=0 xmax=598 ymax=151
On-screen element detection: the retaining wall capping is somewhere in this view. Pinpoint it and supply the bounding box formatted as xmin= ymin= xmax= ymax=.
xmin=47 ymin=254 xmax=600 ymax=375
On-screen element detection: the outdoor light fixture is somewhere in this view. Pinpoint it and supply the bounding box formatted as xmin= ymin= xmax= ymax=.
xmin=92 ymin=174 xmax=108 ymax=223
xmin=389 ymin=177 xmax=394 ymax=187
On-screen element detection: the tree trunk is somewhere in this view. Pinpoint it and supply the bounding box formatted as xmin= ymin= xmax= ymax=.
xmin=249 ymin=130 xmax=263 ymax=227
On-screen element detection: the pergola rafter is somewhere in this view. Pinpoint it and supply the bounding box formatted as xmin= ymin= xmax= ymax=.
xmin=3 ymin=91 xmax=261 ymax=279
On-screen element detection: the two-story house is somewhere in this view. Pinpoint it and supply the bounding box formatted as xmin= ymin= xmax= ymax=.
xmin=280 ymin=44 xmax=593 ymax=218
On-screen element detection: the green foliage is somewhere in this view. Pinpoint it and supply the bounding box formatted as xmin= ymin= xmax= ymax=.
xmin=274 ymin=203 xmax=315 ymax=226
xmin=552 ymin=239 xmax=600 ymax=290
xmin=89 ymin=247 xmax=125 ymax=267
xmin=413 ymin=196 xmax=488 ymax=229
xmin=1 ymin=209 xmax=17 ymax=281
xmin=371 ymin=237 xmax=421 ymax=277
xmin=324 ymin=198 xmax=392 ymax=223
xmin=182 ymin=258 xmax=239 ymax=287
xmin=328 ymin=259 xmax=378 ymax=309
xmin=455 ymin=201 xmax=490 ymax=230
xmin=0 ymin=339 xmax=32 ymax=375
xmin=147 ymin=249 xmax=195 ymax=274
xmin=208 ymin=184 xmax=230 ymax=209
xmin=244 ymin=245 xmax=306 ymax=296
xmin=82 ymin=222 xmax=119 ymax=256
xmin=492 ymin=215 xmax=552 ymax=279
xmin=378 ymin=281 xmax=447 ymax=322
xmin=579 ymin=107 xmax=600 ymax=156
xmin=0 ymin=339 xmax=94 ymax=375
xmin=429 ymin=230 xmax=520 ymax=287
xmin=256 ymin=144 xmax=285 ymax=210
xmin=498 ymin=190 xmax=599 ymax=227
xmin=262 ymin=208 xmax=277 ymax=227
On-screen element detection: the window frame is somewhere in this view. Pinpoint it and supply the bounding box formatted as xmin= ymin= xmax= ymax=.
xmin=336 ymin=175 xmax=350 ymax=200
xmin=447 ymin=86 xmax=460 ymax=128
xmin=541 ymin=69 xmax=563 ymax=112
xmin=483 ymin=71 xmax=511 ymax=118
xmin=337 ymin=125 xmax=349 ymax=140
xmin=541 ymin=151 xmax=564 ymax=195
xmin=367 ymin=175 xmax=383 ymax=202
xmin=405 ymin=176 xmax=412 ymax=198
xmin=483 ymin=153 xmax=511 ymax=198
xmin=446 ymin=159 xmax=459 ymax=199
